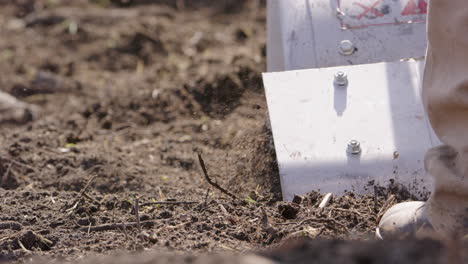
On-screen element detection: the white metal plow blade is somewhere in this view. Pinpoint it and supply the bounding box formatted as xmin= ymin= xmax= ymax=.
xmin=263 ymin=60 xmax=438 ymax=201
xmin=267 ymin=0 xmax=429 ymax=71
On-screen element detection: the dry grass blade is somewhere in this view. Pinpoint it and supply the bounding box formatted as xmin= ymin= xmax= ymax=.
xmin=80 ymin=221 xmax=157 ymax=232
xmin=135 ymin=197 xmax=141 ymax=234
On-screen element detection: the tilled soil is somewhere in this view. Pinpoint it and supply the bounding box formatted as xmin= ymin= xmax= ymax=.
xmin=0 ymin=1 xmax=465 ymax=263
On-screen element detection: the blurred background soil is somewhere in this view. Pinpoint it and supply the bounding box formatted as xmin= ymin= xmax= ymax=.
xmin=0 ymin=1 xmax=465 ymax=263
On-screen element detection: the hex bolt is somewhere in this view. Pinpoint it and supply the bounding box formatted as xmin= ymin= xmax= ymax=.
xmin=347 ymin=140 xmax=361 ymax=154
xmin=334 ymin=71 xmax=348 ymax=86
xmin=339 ymin=40 xmax=355 ymax=56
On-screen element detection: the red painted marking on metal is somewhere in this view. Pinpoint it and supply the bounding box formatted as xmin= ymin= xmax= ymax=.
xmin=401 ymin=0 xmax=427 ymax=16
xmin=337 ymin=0 xmax=427 ymax=30
xmin=353 ymin=0 xmax=384 ymax=20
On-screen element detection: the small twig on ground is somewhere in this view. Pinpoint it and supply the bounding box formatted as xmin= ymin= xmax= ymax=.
xmin=35 ymin=231 xmax=53 ymax=246
xmin=278 ymin=217 xmax=348 ymax=231
xmin=134 ymin=197 xmax=141 ymax=234
xmin=0 ymin=231 xmax=21 ymax=243
xmin=218 ymin=204 xmax=228 ymax=214
xmin=111 ymin=199 xmax=118 ymax=223
xmin=17 ymin=240 xmax=30 ymax=253
xmin=318 ymin=193 xmax=333 ymax=208
xmin=140 ymin=201 xmax=198 ymax=207
xmin=261 ymin=208 xmax=278 ymax=240
xmin=329 ymin=208 xmax=364 ymax=217
xmin=66 ymin=198 xmax=83 ymax=216
xmin=66 ymin=175 xmax=99 ymax=215
xmin=377 ymin=194 xmax=396 ymax=221
xmin=196 ymin=152 xmax=238 ymax=200
xmin=153 ymin=222 xmax=191 ymax=234
xmin=287 ymin=225 xmax=325 ymax=240
xmin=82 ymin=192 xmax=100 ymax=205
xmin=80 ymin=175 xmax=98 ymax=196
xmin=203 ymin=189 xmax=210 ymax=207
xmin=295 ymin=217 xmax=348 ymax=231
xmin=80 ymin=221 xmax=156 ymax=232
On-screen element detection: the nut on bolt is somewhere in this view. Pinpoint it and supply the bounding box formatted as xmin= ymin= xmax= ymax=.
xmin=334 ymin=71 xmax=348 ymax=86
xmin=339 ymin=40 xmax=355 ymax=56
xmin=347 ymin=140 xmax=361 ymax=154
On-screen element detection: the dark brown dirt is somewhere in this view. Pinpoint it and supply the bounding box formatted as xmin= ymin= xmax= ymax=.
xmin=0 ymin=1 xmax=463 ymax=263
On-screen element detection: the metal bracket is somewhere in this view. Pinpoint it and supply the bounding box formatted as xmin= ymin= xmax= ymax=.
xmin=263 ymin=60 xmax=438 ymax=201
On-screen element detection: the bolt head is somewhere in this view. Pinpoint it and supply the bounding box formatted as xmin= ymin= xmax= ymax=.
xmin=334 ymin=71 xmax=348 ymax=86
xmin=347 ymin=140 xmax=361 ymax=154
xmin=339 ymin=40 xmax=355 ymax=56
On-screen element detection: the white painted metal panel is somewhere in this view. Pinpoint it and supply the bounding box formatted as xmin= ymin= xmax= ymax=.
xmin=267 ymin=0 xmax=428 ymax=71
xmin=263 ymin=60 xmax=439 ymax=201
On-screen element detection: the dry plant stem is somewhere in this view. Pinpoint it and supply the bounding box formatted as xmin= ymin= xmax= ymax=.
xmin=140 ymin=201 xmax=198 ymax=207
xmin=32 ymin=231 xmax=53 ymax=245
xmin=196 ymin=152 xmax=238 ymax=200
xmin=318 ymin=193 xmax=333 ymax=208
xmin=67 ymin=175 xmax=99 ymax=215
xmin=218 ymin=204 xmax=228 ymax=214
xmin=277 ymin=217 xmax=348 ymax=231
xmin=295 ymin=217 xmax=348 ymax=231
xmin=329 ymin=208 xmax=364 ymax=217
xmin=0 ymin=231 xmax=21 ymax=243
xmin=17 ymin=240 xmax=30 ymax=253
xmin=135 ymin=197 xmax=141 ymax=234
xmin=80 ymin=221 xmax=156 ymax=232
xmin=377 ymin=194 xmax=396 ymax=221
xmin=261 ymin=208 xmax=278 ymax=238
xmin=203 ymin=189 xmax=210 ymax=207
xmin=82 ymin=192 xmax=100 ymax=205
xmin=80 ymin=175 xmax=97 ymax=196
